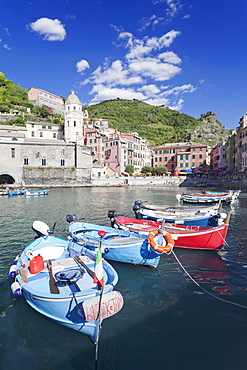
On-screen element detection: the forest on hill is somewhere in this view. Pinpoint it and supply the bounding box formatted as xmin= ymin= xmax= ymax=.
xmin=0 ymin=72 xmax=230 ymax=146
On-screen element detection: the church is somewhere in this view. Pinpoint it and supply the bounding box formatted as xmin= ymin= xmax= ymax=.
xmin=0 ymin=91 xmax=93 ymax=185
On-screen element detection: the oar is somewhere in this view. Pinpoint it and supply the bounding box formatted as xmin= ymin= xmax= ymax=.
xmin=73 ymin=255 xmax=95 ymax=278
xmin=47 ymin=259 xmax=59 ymax=294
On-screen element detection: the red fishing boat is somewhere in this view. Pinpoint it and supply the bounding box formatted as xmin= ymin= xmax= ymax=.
xmin=108 ymin=212 xmax=231 ymax=251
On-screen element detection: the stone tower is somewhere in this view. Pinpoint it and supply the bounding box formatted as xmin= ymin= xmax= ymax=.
xmin=64 ymin=91 xmax=83 ymax=143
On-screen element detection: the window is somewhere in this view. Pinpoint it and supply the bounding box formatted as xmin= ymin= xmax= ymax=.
xmin=180 ymin=163 xmax=184 ymax=167
xmin=11 ymin=148 xmax=15 ymax=158
xmin=74 ymin=121 xmax=76 ymax=127
xmin=61 ymin=159 xmax=65 ymax=166
xmin=48 ymin=126 xmax=52 ymax=129
xmin=40 ymin=132 xmax=43 ymax=137
xmin=42 ymin=125 xmax=46 ymax=129
xmin=53 ymin=133 xmax=56 ymax=138
xmin=31 ymin=131 xmax=35 ymax=137
xmin=41 ymin=158 xmax=46 ymax=166
xmin=23 ymin=157 xmax=28 ymax=165
xmin=159 ymin=157 xmax=162 ymax=162
xmin=180 ymin=154 xmax=183 ymax=160
xmin=192 ymin=155 xmax=195 ymax=159
xmin=199 ymin=154 xmax=202 ymax=159
xmin=186 ymin=154 xmax=189 ymax=160
xmin=165 ymin=157 xmax=168 ymax=162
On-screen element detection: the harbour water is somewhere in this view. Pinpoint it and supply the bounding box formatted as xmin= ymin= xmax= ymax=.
xmin=0 ymin=186 xmax=247 ymax=370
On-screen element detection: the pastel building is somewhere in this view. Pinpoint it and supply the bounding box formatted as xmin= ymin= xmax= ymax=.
xmin=152 ymin=142 xmax=208 ymax=173
xmin=28 ymin=87 xmax=64 ymax=115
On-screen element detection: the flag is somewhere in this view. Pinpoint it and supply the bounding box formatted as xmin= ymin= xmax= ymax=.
xmin=93 ymin=247 xmax=104 ymax=288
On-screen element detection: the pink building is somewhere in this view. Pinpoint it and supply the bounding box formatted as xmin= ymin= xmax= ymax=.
xmin=152 ymin=142 xmax=208 ymax=174
xmin=28 ymin=87 xmax=64 ymax=115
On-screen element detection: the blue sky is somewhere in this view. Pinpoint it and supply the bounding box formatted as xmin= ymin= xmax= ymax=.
xmin=1 ymin=0 xmax=247 ymax=129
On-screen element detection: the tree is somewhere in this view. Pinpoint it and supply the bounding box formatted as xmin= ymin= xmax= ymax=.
xmin=141 ymin=166 xmax=153 ymax=174
xmin=153 ymin=166 xmax=167 ymax=176
xmin=125 ymin=164 xmax=134 ymax=174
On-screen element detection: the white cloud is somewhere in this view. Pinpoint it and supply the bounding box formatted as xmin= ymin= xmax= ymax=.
xmin=76 ymin=59 xmax=90 ymax=74
xmin=0 ymin=38 xmax=11 ymax=50
xmin=163 ymin=84 xmax=196 ymax=96
xmin=29 ymin=18 xmax=66 ymax=41
xmin=153 ymin=0 xmax=182 ymax=20
xmin=159 ymin=51 xmax=181 ymax=64
xmin=89 ymin=86 xmax=146 ymax=103
xmin=129 ymin=58 xmax=181 ymax=81
xmin=140 ymin=84 xmax=161 ymax=96
xmin=81 ymin=28 xmax=195 ymax=113
xmin=168 ymin=98 xmax=184 ymax=110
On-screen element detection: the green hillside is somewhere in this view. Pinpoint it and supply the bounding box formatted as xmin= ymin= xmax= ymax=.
xmin=0 ymin=72 xmax=230 ymax=146
xmin=0 ymin=72 xmax=32 ymax=111
xmin=86 ymin=99 xmax=230 ymax=146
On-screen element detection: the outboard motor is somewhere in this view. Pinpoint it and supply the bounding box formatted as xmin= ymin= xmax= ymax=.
xmin=133 ymin=201 xmax=142 ymax=219
xmin=32 ymin=221 xmax=51 ymax=238
xmin=108 ymin=210 xmax=118 ymax=228
xmin=207 ymin=213 xmax=221 ymax=227
xmin=66 ymin=214 xmax=78 ymax=224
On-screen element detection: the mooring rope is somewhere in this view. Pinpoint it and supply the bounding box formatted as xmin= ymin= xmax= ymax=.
xmin=172 ymin=249 xmax=247 ymax=309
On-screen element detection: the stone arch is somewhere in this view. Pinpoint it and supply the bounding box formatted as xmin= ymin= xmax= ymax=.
xmin=0 ymin=174 xmax=15 ymax=184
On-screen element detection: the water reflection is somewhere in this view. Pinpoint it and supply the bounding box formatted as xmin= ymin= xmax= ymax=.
xmin=0 ymin=187 xmax=247 ymax=370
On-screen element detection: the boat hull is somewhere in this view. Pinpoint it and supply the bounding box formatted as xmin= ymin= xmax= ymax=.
xmin=12 ymin=234 xmax=122 ymax=343
xmin=69 ymin=222 xmax=162 ymax=268
xmin=112 ymin=216 xmax=229 ymax=250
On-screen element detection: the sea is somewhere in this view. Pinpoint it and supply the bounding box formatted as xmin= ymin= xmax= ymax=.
xmin=0 ymin=186 xmax=246 ymax=370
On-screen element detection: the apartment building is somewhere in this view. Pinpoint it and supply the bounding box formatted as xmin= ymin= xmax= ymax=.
xmin=28 ymin=87 xmax=64 ymax=115
xmin=210 ymin=142 xmax=226 ymax=172
xmin=152 ymin=142 xmax=208 ymax=174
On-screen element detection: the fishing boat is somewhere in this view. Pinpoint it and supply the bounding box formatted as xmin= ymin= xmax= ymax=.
xmin=132 ymin=201 xmax=227 ymax=227
xmin=25 ymin=189 xmax=49 ymax=196
xmin=133 ymin=200 xmax=221 ymax=214
xmin=176 ymin=191 xmax=237 ymax=204
xmin=8 ymin=189 xmax=26 ymax=196
xmin=0 ymin=189 xmax=9 ymax=196
xmin=9 ymin=221 xmax=123 ymax=344
xmin=67 ymin=214 xmax=174 ymax=269
xmin=108 ymin=212 xmax=231 ymax=251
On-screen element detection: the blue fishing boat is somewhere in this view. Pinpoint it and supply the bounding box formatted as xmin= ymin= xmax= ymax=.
xmin=176 ymin=191 xmax=237 ymax=203
xmin=67 ymin=214 xmax=174 ymax=268
xmin=8 ymin=189 xmax=26 ymax=196
xmin=132 ymin=201 xmax=227 ymax=227
xmin=9 ymin=221 xmax=123 ymax=344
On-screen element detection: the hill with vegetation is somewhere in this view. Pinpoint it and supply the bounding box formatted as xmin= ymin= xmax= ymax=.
xmin=86 ymin=99 xmax=230 ymax=146
xmin=0 ymin=72 xmax=230 ymax=146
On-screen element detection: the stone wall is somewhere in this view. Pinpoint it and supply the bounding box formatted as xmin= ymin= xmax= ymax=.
xmin=22 ymin=167 xmax=91 ymax=185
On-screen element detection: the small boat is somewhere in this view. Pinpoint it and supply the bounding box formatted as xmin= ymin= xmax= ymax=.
xmin=67 ymin=214 xmax=174 ymax=269
xmin=9 ymin=221 xmax=123 ymax=344
xmin=134 ymin=200 xmax=221 ymax=214
xmin=8 ymin=189 xmax=26 ymax=196
xmin=0 ymin=189 xmax=9 ymax=196
xmin=108 ymin=212 xmax=231 ymax=251
xmin=25 ymin=189 xmax=49 ymax=196
xmin=176 ymin=191 xmax=237 ymax=204
xmin=132 ymin=201 xmax=227 ymax=227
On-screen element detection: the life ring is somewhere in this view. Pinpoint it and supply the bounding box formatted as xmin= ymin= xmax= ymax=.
xmin=148 ymin=229 xmax=174 ymax=253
